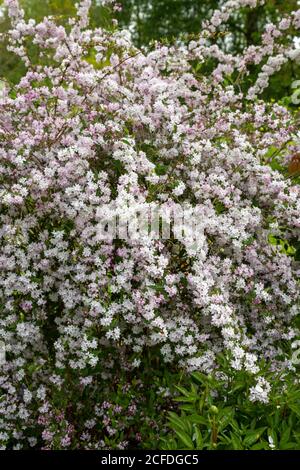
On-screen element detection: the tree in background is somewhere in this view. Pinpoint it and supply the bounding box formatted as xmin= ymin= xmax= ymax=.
xmin=0 ymin=0 xmax=112 ymax=83
xmin=116 ymin=0 xmax=300 ymax=100
xmin=116 ymin=0 xmax=219 ymax=48
xmin=116 ymin=0 xmax=298 ymax=49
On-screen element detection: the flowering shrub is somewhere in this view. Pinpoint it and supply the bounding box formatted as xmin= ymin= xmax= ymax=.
xmin=0 ymin=0 xmax=299 ymax=449
xmin=164 ymin=365 xmax=300 ymax=450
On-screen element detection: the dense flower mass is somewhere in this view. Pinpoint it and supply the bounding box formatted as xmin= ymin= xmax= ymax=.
xmin=0 ymin=0 xmax=299 ymax=449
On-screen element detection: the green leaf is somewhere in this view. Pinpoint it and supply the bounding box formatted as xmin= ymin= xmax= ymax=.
xmin=174 ymin=429 xmax=194 ymax=449
xmin=173 ymin=395 xmax=198 ymax=403
xmin=267 ymin=428 xmax=277 ymax=449
xmin=168 ymin=412 xmax=189 ymax=433
xmin=288 ymin=403 xmax=300 ymax=418
xmin=187 ymin=414 xmax=207 ymax=426
xmin=279 ymin=426 xmax=291 ymax=447
xmin=279 ymin=442 xmax=298 ymax=450
xmin=161 ymin=437 xmax=178 ymax=451
xmin=168 ymin=412 xmax=193 ymax=435
xmin=175 ymin=385 xmax=193 ymax=397
xmin=191 ymin=371 xmax=210 ymax=385
xmin=180 ymin=404 xmax=196 ymax=412
xmin=251 ymin=442 xmax=268 ymax=450
xmin=218 ymin=407 xmax=235 ymax=432
xmin=155 ymin=163 xmax=168 ymax=175
xmin=228 ymin=383 xmax=246 ymax=395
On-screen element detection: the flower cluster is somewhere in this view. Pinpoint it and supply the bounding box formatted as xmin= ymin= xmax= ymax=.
xmin=0 ymin=0 xmax=299 ymax=448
